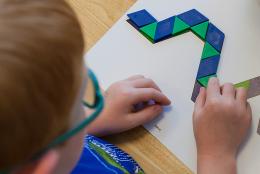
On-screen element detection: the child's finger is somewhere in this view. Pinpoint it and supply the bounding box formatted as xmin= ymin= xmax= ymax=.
xmin=236 ymin=87 xmax=248 ymax=103
xmin=130 ymin=105 xmax=163 ymax=125
xmin=222 ymin=83 xmax=235 ymax=98
xmin=125 ymin=75 xmax=145 ymax=81
xmin=207 ymin=77 xmax=221 ymax=98
xmin=132 ymin=78 xmax=161 ymax=91
xmin=195 ymin=87 xmax=206 ymax=109
xmin=132 ymin=88 xmax=171 ymax=105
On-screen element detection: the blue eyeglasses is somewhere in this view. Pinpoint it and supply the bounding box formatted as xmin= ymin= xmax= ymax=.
xmin=46 ymin=69 xmax=104 ymax=149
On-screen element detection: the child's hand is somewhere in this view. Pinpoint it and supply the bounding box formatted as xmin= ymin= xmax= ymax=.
xmin=193 ymin=77 xmax=252 ymax=174
xmin=85 ymin=75 xmax=171 ymax=136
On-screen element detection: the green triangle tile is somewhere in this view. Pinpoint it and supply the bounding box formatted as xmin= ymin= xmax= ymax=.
xmin=198 ymin=74 xmax=217 ymax=87
xmin=140 ymin=22 xmax=157 ymax=41
xmin=172 ymin=17 xmax=190 ymax=35
xmin=201 ymin=42 xmax=220 ymax=59
xmin=191 ymin=21 xmax=209 ymax=40
xmin=235 ymin=80 xmax=251 ymax=89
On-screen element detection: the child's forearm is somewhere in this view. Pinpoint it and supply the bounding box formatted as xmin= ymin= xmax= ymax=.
xmin=197 ymin=154 xmax=237 ymax=174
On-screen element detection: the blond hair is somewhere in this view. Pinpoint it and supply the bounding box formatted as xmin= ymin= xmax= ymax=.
xmin=0 ymin=0 xmax=84 ymax=169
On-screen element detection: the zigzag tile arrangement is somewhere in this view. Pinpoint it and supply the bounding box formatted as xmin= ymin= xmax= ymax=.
xmin=127 ymin=9 xmax=260 ymax=102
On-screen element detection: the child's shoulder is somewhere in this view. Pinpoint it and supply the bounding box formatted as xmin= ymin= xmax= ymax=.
xmin=71 ymin=135 xmax=144 ymax=174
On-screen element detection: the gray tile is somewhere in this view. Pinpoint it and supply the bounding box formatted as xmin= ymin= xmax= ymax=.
xmin=191 ymin=81 xmax=202 ymax=102
xmin=248 ymin=76 xmax=260 ymax=99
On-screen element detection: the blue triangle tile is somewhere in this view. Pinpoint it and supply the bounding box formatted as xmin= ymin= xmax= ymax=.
xmin=196 ymin=55 xmax=220 ymax=79
xmin=206 ymin=23 xmax=225 ymax=52
xmin=177 ymin=9 xmax=208 ymax=27
xmin=127 ymin=9 xmax=157 ymax=28
xmin=154 ymin=16 xmax=175 ymax=42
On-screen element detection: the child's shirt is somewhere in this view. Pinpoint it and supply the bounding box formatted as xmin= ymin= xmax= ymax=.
xmin=71 ymin=135 xmax=144 ymax=174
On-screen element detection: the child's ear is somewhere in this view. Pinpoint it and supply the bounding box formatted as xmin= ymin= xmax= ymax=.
xmin=16 ymin=150 xmax=60 ymax=174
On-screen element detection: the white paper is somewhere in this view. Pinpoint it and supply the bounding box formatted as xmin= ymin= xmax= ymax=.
xmin=85 ymin=0 xmax=260 ymax=173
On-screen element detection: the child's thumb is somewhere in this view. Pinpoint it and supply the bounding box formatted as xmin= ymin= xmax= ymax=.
xmin=131 ymin=105 xmax=163 ymax=125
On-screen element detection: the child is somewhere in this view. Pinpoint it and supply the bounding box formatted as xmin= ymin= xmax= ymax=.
xmin=0 ymin=0 xmax=251 ymax=174
xmin=0 ymin=1 xmax=170 ymax=173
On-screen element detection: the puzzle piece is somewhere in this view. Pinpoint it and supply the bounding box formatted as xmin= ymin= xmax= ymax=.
xmin=234 ymin=76 xmax=260 ymax=99
xmin=191 ymin=21 xmax=209 ymax=40
xmin=172 ymin=17 xmax=190 ymax=36
xmin=247 ymin=76 xmax=260 ymax=99
xmin=197 ymin=74 xmax=217 ymax=87
xmin=197 ymin=55 xmax=220 ymax=79
xmin=140 ymin=22 xmax=157 ymax=42
xmin=206 ymin=23 xmax=225 ymax=52
xmin=235 ymin=80 xmax=251 ymax=89
xmin=201 ymin=42 xmax=220 ymax=59
xmin=127 ymin=19 xmax=141 ymax=31
xmin=127 ymin=9 xmax=157 ymax=28
xmin=191 ymin=81 xmax=203 ymax=102
xmin=154 ymin=16 xmax=175 ymax=42
xmin=177 ymin=9 xmax=209 ymax=27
